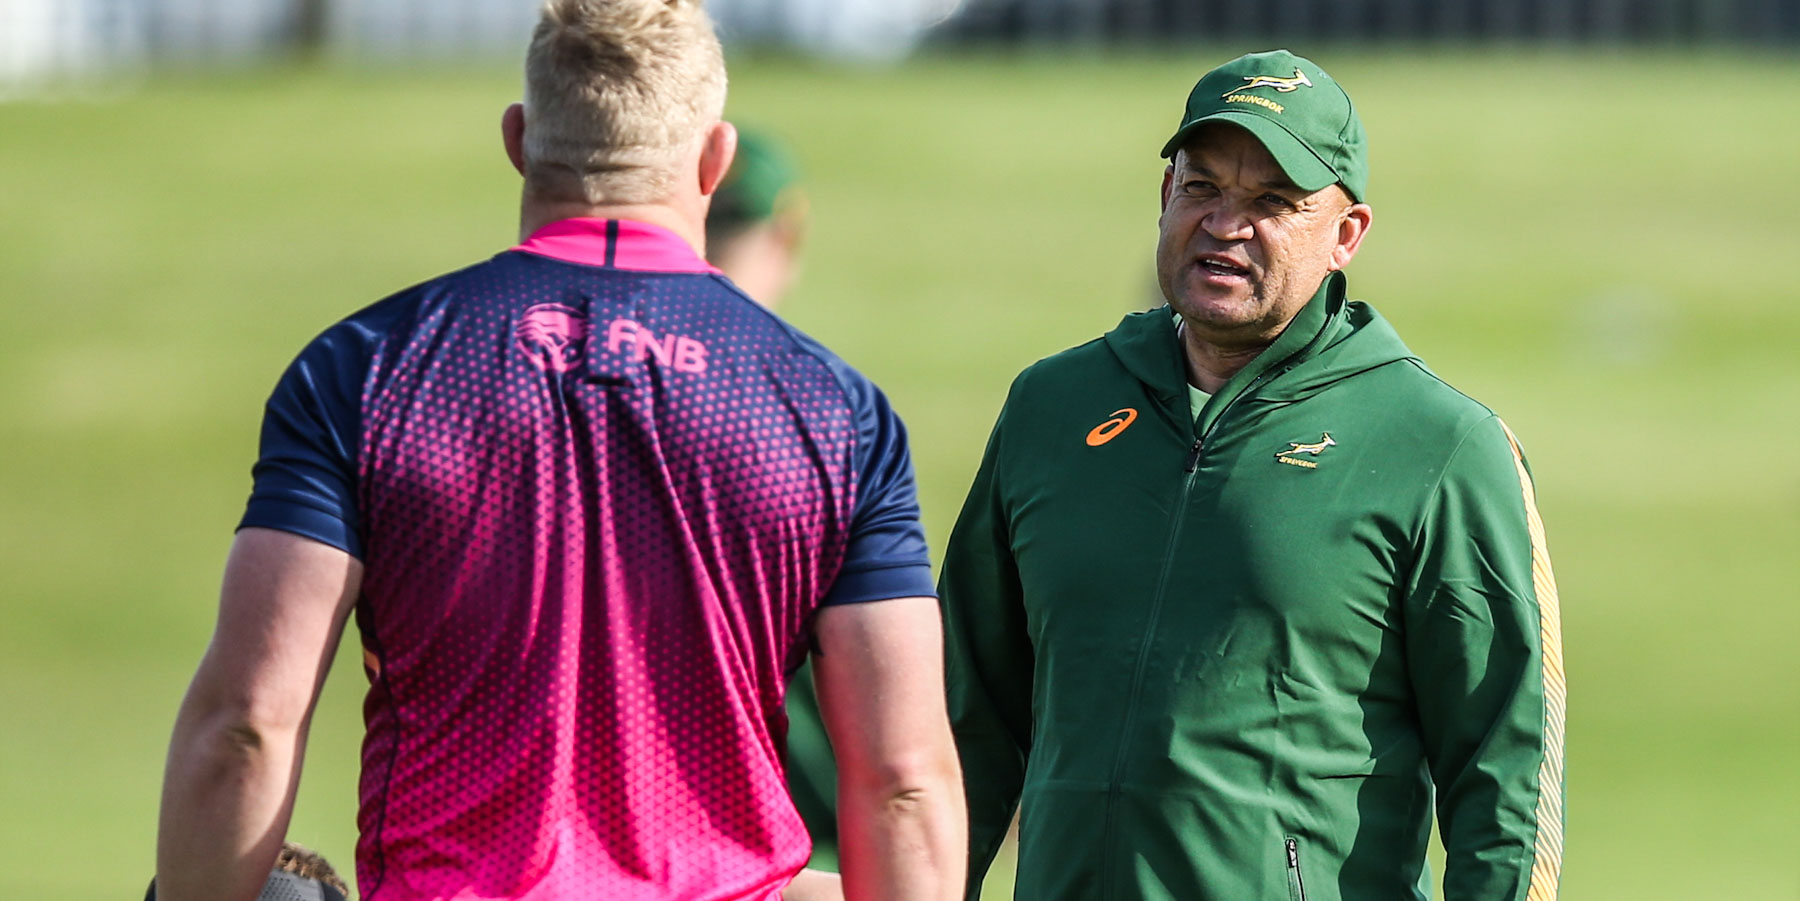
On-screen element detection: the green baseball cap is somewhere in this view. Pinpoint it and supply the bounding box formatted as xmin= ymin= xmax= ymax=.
xmin=1160 ymin=49 xmax=1368 ymax=202
xmin=711 ymin=129 xmax=801 ymax=227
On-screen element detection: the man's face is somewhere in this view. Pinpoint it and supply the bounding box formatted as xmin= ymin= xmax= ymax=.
xmin=1156 ymin=122 xmax=1369 ymax=348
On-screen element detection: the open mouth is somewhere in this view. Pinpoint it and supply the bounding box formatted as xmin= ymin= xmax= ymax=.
xmin=1198 ymin=257 xmax=1250 ymax=279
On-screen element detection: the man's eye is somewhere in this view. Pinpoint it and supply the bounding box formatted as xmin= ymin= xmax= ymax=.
xmin=1184 ymin=181 xmax=1216 ymax=194
xmin=1261 ymin=193 xmax=1295 ymax=209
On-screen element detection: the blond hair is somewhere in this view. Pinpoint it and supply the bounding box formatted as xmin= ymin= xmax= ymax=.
xmin=523 ymin=0 xmax=727 ymax=205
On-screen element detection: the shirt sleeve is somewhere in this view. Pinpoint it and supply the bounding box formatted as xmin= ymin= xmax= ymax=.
xmin=819 ymin=371 xmax=936 ymax=606
xmin=937 ymin=376 xmax=1034 ymax=901
xmin=237 ymin=322 xmax=373 ymax=559
xmin=1404 ymin=415 xmax=1565 ymax=901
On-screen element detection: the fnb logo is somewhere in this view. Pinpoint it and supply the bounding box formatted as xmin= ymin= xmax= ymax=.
xmin=606 ymin=318 xmax=709 ymax=374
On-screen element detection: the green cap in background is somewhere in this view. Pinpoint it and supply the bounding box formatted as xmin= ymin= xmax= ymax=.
xmin=710 ymin=129 xmax=802 ymax=228
xmin=1160 ymin=49 xmax=1368 ymax=201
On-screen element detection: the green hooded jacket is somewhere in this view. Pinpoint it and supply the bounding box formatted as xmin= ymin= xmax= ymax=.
xmin=940 ymin=273 xmax=1565 ymax=901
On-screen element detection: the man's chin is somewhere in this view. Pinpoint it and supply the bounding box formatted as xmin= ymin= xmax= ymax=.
xmin=1172 ymin=293 xmax=1262 ymax=331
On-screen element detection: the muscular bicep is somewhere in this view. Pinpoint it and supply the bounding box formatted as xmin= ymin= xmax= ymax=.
xmin=189 ymin=528 xmax=363 ymax=729
xmin=811 ymin=597 xmax=951 ymax=781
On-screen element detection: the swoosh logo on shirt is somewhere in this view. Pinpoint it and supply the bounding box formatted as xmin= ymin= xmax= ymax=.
xmin=1085 ymin=408 xmax=1139 ymax=447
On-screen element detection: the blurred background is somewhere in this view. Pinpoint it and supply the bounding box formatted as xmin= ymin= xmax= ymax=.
xmin=1 ymin=1 xmax=1796 ymax=899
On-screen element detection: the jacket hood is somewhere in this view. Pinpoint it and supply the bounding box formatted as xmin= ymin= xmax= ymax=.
xmin=1104 ymin=272 xmax=1420 ymax=429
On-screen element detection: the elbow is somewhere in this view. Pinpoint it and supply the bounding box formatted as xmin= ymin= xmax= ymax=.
xmin=844 ymin=747 xmax=965 ymax=809
xmin=216 ymin=717 xmax=273 ymax=756
xmin=179 ymin=709 xmax=289 ymax=768
xmin=162 ymin=708 xmax=292 ymax=802
xmin=876 ymin=785 xmax=952 ymax=823
xmin=172 ymin=685 xmax=305 ymax=767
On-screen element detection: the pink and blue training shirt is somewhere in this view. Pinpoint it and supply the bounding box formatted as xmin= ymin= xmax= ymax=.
xmin=239 ymin=218 xmax=936 ymax=900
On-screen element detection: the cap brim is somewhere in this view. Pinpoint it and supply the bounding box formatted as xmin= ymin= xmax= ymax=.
xmin=1159 ymin=111 xmax=1338 ymax=194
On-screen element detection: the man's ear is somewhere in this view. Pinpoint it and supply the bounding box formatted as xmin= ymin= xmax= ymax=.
xmin=1159 ymin=162 xmax=1176 ymax=216
xmin=698 ymin=120 xmax=738 ymax=198
xmin=502 ymin=103 xmax=527 ymax=176
xmin=1329 ymin=200 xmax=1374 ymax=271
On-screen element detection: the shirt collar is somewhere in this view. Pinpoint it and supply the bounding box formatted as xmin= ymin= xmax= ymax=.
xmin=510 ymin=217 xmax=721 ymax=274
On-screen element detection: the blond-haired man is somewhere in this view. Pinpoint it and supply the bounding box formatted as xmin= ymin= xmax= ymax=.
xmin=155 ymin=3 xmax=965 ymax=900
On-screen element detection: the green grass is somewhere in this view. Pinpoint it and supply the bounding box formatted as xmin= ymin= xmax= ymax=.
xmin=2 ymin=50 xmax=1797 ymax=899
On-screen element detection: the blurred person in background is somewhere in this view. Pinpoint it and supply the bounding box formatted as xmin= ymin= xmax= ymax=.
xmin=706 ymin=129 xmax=809 ymax=311
xmin=154 ymin=1 xmax=965 ymax=900
xmin=939 ymin=50 xmax=1564 ymax=900
xmin=703 ymin=129 xmax=844 ymax=873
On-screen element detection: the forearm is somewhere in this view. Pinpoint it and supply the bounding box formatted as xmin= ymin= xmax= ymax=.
xmin=156 ymin=529 xmax=359 ymax=901
xmin=1421 ymin=601 xmax=1563 ymax=900
xmin=156 ymin=697 xmax=305 ymax=901
xmin=1436 ymin=756 xmax=1560 ymax=901
xmin=836 ymin=763 xmax=968 ymax=901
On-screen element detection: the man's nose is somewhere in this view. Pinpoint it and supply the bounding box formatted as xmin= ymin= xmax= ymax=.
xmin=1201 ymin=203 xmax=1254 ymax=242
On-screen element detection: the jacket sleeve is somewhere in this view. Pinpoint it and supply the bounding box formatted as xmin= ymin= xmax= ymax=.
xmin=937 ymin=391 xmax=1035 ymax=901
xmin=1404 ymin=415 xmax=1565 ymax=901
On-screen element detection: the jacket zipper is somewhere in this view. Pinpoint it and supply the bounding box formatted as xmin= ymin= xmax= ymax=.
xmin=1097 ymin=433 xmax=1203 ymax=897
xmin=1094 ymin=346 xmax=1315 ymax=896
xmin=1285 ymin=837 xmax=1309 ymax=901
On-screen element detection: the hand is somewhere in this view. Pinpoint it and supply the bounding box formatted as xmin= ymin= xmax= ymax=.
xmin=782 ymin=867 xmax=844 ymax=901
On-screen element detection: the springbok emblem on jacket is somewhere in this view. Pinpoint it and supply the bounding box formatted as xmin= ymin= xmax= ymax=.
xmin=1276 ymin=433 xmax=1336 ymax=459
xmin=1224 ymin=68 xmax=1314 ymax=97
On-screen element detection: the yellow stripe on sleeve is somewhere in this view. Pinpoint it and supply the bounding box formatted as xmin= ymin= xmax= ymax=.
xmin=1501 ymin=420 xmax=1565 ymax=901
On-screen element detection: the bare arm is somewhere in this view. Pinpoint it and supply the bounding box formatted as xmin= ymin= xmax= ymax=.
xmin=156 ymin=528 xmax=362 ymax=901
xmin=813 ymin=596 xmax=967 ymax=901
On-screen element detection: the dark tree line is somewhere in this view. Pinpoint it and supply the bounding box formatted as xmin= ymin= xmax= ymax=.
xmin=937 ymin=0 xmax=1800 ymax=44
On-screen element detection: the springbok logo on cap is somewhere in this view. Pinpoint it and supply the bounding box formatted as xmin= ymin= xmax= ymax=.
xmin=515 ymin=303 xmax=589 ymax=373
xmin=1223 ymin=68 xmax=1314 ymax=97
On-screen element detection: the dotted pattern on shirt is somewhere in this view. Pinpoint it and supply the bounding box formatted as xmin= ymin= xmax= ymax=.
xmin=351 ymin=257 xmax=855 ymax=901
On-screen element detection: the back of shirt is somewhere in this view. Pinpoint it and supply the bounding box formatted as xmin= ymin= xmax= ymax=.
xmin=241 ymin=219 xmax=935 ymax=901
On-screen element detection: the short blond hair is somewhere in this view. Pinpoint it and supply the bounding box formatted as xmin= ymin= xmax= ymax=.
xmin=523 ymin=0 xmax=727 ymax=205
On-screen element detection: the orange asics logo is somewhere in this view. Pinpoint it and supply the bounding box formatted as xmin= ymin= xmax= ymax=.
xmin=1085 ymin=408 xmax=1139 ymax=446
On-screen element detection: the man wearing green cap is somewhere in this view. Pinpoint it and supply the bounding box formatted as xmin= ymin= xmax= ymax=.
xmin=940 ymin=50 xmax=1565 ymax=900
xmin=707 ymin=130 xmax=809 ymax=309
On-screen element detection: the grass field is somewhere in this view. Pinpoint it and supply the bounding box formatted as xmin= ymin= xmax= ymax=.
xmin=2 ymin=50 xmax=1797 ymax=900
